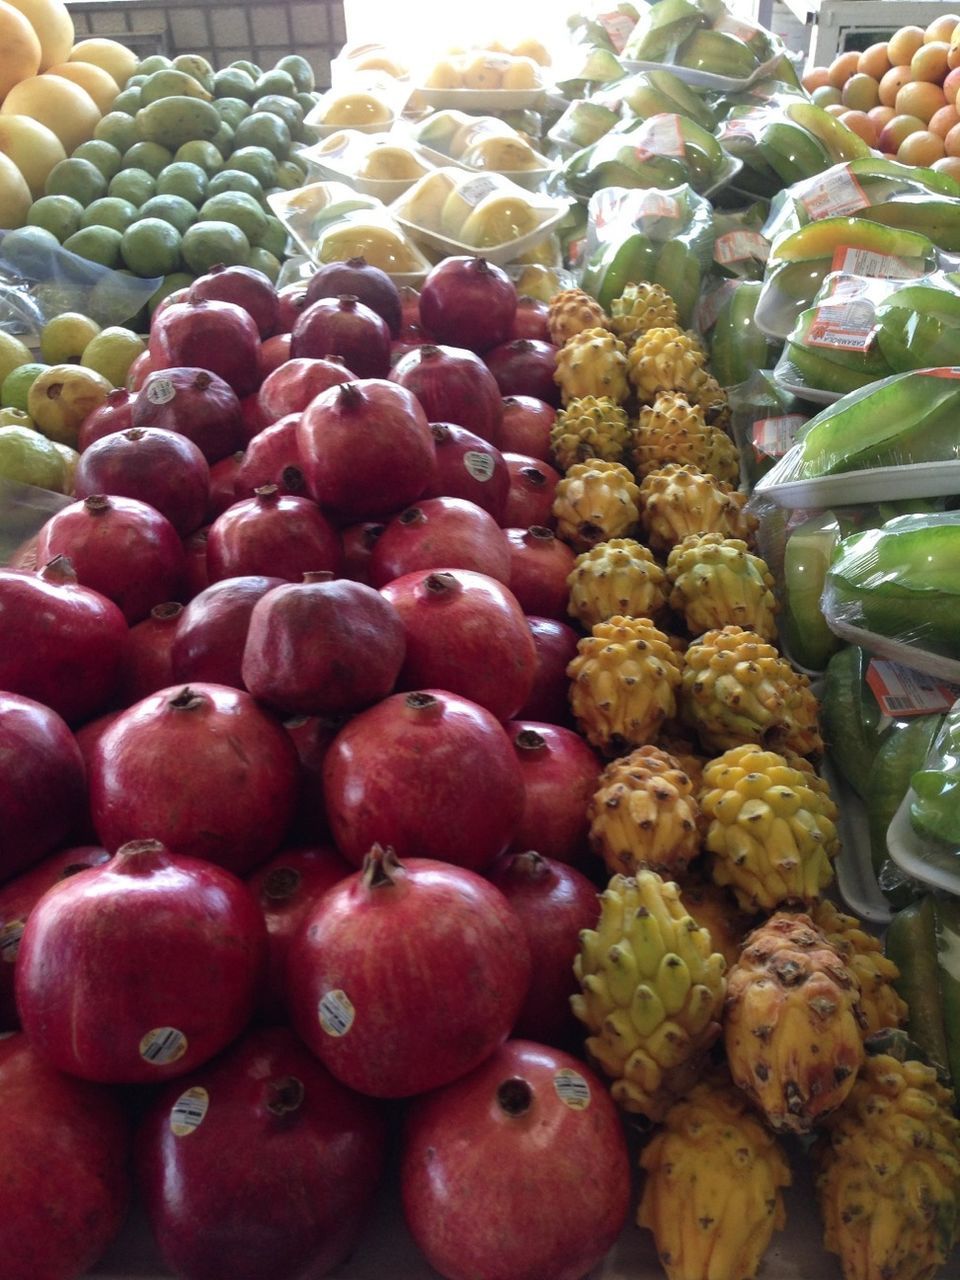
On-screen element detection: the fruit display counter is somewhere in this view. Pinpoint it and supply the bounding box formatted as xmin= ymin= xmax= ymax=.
xmin=2 ymin=4 xmax=960 ymax=1280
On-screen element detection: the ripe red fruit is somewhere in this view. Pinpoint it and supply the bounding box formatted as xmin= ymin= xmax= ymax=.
xmin=286 ymin=846 xmax=530 ymax=1096
xmin=401 ymin=1040 xmax=630 ymax=1280
xmin=150 ymin=298 xmax=262 ymax=398
xmin=284 ymin=714 xmax=344 ymax=843
xmin=0 ymin=692 xmax=86 ymax=884
xmin=207 ymin=486 xmax=341 ymax=583
xmin=89 ymin=684 xmax=300 ymax=874
xmin=381 ymin=569 xmax=535 ymax=721
xmin=205 ymin=452 xmax=245 ymax=520
xmin=234 ymin=414 xmax=307 ymax=499
xmin=519 ymin=616 xmax=580 ymax=726
xmin=504 ymin=526 xmax=575 ymax=619
xmin=340 ymin=521 xmax=385 ymax=585
xmin=506 ymin=721 xmax=600 ymax=862
xmin=290 ymin=294 xmax=391 ymax=378
xmin=120 ymin=600 xmax=184 ymax=702
xmin=304 ymin=256 xmax=402 ymax=336
xmin=133 ymin=367 xmax=245 ymax=464
xmin=257 ymin=333 xmax=291 ymax=380
xmin=275 ymin=282 xmax=309 ymax=333
xmin=257 ymin=356 xmax=351 ymax=425
xmin=188 ymin=264 xmax=279 ymax=338
xmin=297 ymin=379 xmax=435 ymax=522
xmin=35 ymin=494 xmax=185 ymax=625
xmin=239 ymin=392 xmax=266 ymax=442
xmin=77 ymin=386 xmax=134 ymax=450
xmin=422 ymin=422 xmax=509 ymax=521
xmin=182 ymin=528 xmax=210 ymax=599
xmin=509 ymin=295 xmax=550 ymax=342
xmin=502 ymin=452 xmax=561 ymax=528
xmin=171 ymin=575 xmax=284 ymax=690
xmin=484 ymin=338 xmax=560 ymax=405
xmin=126 ymin=348 xmax=154 ymax=392
xmin=0 ymin=1033 xmax=129 ymax=1280
xmin=390 ymin=343 xmax=503 ymax=445
xmin=419 ymin=256 xmax=517 ymax=352
xmin=323 ymin=690 xmax=524 ymax=871
xmin=242 ymin=574 xmax=406 ymax=716
xmin=370 ymin=496 xmax=511 ymax=588
xmin=499 ymin=395 xmax=555 ymax=461
xmin=16 ymin=840 xmax=266 ymax=1083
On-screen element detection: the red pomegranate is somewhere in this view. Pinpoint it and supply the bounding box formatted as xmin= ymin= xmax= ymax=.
xmin=0 ymin=557 xmax=128 ymax=725
xmin=182 ymin=528 xmax=210 ymax=599
xmin=73 ymin=426 xmax=210 ymax=537
xmin=240 ymin=392 xmax=266 ymax=441
xmin=290 ymin=294 xmax=390 ymax=379
xmin=0 ymin=846 xmax=109 ymax=1029
xmin=286 ymin=846 xmax=530 ymax=1096
xmin=171 ymin=575 xmax=283 ymax=689
xmin=275 ymin=283 xmax=309 ymax=333
xmin=419 ymin=256 xmax=517 ymax=353
xmin=381 ymin=570 xmax=535 ymax=721
xmin=504 ymin=526 xmax=575 ymax=619
xmin=35 ymin=494 xmax=185 ymax=625
xmin=401 ymin=1040 xmax=630 ymax=1280
xmin=150 ymin=298 xmax=262 ymax=398
xmin=120 ymin=600 xmax=184 ymax=702
xmin=519 ymin=617 xmax=580 ymax=726
xmin=506 ymin=721 xmax=600 ymax=862
xmin=257 ymin=356 xmax=351 ymax=425
xmin=126 ymin=348 xmax=154 ymax=392
xmin=16 ymin=840 xmax=266 ymax=1083
xmin=304 ymin=256 xmax=402 ymax=336
xmin=484 ymin=338 xmax=560 ymax=405
xmin=0 ymin=692 xmax=86 ymax=884
xmin=0 ymin=1033 xmax=129 ymax=1280
xmin=284 ymin=714 xmax=344 ymax=842
xmin=399 ymin=284 xmax=421 ymax=332
xmin=499 ymin=395 xmax=555 ymax=461
xmin=205 ymin=452 xmax=246 ymax=520
xmin=243 ymin=574 xmax=405 ymax=716
xmin=369 ymin=497 xmax=511 ymax=588
xmin=257 ymin=333 xmax=291 ymax=380
xmin=297 ymin=379 xmax=435 ymax=522
xmin=206 ymin=486 xmax=341 ymax=583
xmin=390 ymin=343 xmax=503 ymax=445
xmin=509 ymin=296 xmax=550 ymax=342
xmin=132 ymin=368 xmax=244 ymax=464
xmin=247 ymin=845 xmax=353 ymax=1021
xmin=188 ymin=264 xmax=279 ymax=338
xmin=137 ymin=1026 xmax=386 ymax=1280
xmin=234 ymin=414 xmax=307 ymax=498
xmin=323 ymin=690 xmax=524 ymax=871
xmin=77 ymin=387 xmax=134 ymax=450
xmin=89 ymin=684 xmax=300 ymax=874
xmin=340 ymin=521 xmax=385 ymax=585
xmin=422 ymin=422 xmax=509 ymax=521
xmin=502 ymin=453 xmax=561 ymax=528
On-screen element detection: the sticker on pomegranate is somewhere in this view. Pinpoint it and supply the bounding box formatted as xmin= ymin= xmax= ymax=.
xmin=0 ymin=919 xmax=24 ymax=964
xmin=866 ymin=660 xmax=960 ymax=718
xmin=799 ymin=166 xmax=870 ymax=220
xmin=553 ymin=1068 xmax=591 ymax=1110
xmin=634 ymin=114 xmax=685 ymax=161
xmin=752 ymin=414 xmax=806 ymax=460
xmin=830 ymin=245 xmax=925 ymax=280
xmin=598 ymin=10 xmax=636 ymax=53
xmin=170 ymin=1086 xmax=210 ymax=1137
xmin=139 ymin=1026 xmax=188 ymax=1066
xmin=145 ymin=378 xmax=176 ymax=405
xmin=713 ymin=230 xmax=769 ymax=266
xmin=318 ymin=989 xmax=355 ymax=1037
xmin=463 ymin=450 xmax=495 ymax=482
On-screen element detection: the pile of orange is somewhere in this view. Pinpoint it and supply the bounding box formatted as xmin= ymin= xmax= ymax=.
xmin=803 ymin=14 xmax=960 ymax=177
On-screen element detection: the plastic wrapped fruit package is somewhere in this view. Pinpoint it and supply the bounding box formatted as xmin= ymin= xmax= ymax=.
xmin=304 ymin=73 xmax=409 ymax=136
xmin=330 ymin=41 xmax=411 ymax=84
xmin=301 ymin=131 xmax=436 ymax=199
xmin=621 ymin=0 xmax=784 ymax=88
xmin=412 ymin=112 xmax=550 ymax=188
xmin=885 ymin=703 xmax=960 ymax=895
xmin=420 ymin=48 xmax=546 ymax=96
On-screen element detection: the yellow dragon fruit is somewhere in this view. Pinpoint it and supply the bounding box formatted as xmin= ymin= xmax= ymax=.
xmin=632 ymin=392 xmax=741 ymax=486
xmin=609 ymin=281 xmax=679 ymax=344
xmin=552 ymin=459 xmax=641 ymax=552
xmin=555 ymin=327 xmax=629 ymax=405
xmin=547 ymin=286 xmax=608 ymax=346
xmin=639 ymin=464 xmax=757 ymax=555
xmin=812 ymin=901 xmax=908 ymax=1037
xmin=566 ymin=538 xmax=667 ymax=630
xmin=549 ymin=395 xmax=632 ymax=471
xmin=666 ymin=533 xmax=778 ymax=641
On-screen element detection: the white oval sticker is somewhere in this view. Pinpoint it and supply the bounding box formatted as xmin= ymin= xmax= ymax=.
xmin=170 ymin=1086 xmax=209 ymax=1137
xmin=554 ymin=1068 xmax=591 ymax=1111
xmin=140 ymin=1026 xmax=188 ymax=1066
xmin=463 ymin=450 xmax=495 ymax=482
xmin=318 ymin=989 xmax=355 ymax=1037
xmin=146 ymin=378 xmax=176 ymax=405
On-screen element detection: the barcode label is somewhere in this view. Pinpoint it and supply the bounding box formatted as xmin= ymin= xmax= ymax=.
xmin=634 ymin=114 xmax=685 ymax=160
xmin=554 ymin=1068 xmax=592 ymax=1110
xmin=714 ymin=230 xmax=769 ymax=265
xmin=830 ymin=245 xmax=925 ymax=279
xmin=598 ymin=11 xmax=636 ymax=52
xmin=807 ymin=283 xmax=877 ymax=352
xmin=170 ymin=1086 xmax=209 ymax=1137
xmin=799 ymin=167 xmax=870 ymax=220
xmin=752 ymin=414 xmax=806 ymax=459
xmin=464 ymin=450 xmax=495 ymax=482
xmin=0 ymin=920 xmax=24 ymax=964
xmin=145 ymin=378 xmax=176 ymax=405
xmin=867 ymin=659 xmax=960 ymax=717
xmin=456 ymin=176 xmax=499 ymax=209
xmin=139 ymin=1026 xmax=188 ymax=1066
xmin=318 ymin=989 xmax=355 ymax=1038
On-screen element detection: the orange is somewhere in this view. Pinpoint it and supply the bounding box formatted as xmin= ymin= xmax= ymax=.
xmin=839 ymin=110 xmax=878 ymax=145
xmin=925 ymin=13 xmax=960 ymax=43
xmin=878 ymin=65 xmax=914 ymax=106
xmin=878 ymin=113 xmax=925 ymax=152
xmin=812 ymin=84 xmax=842 ymax=108
xmin=858 ymin=42 xmax=891 ymax=79
xmin=868 ymin=105 xmax=896 ymax=129
xmin=911 ymin=41 xmax=950 ymax=82
xmin=929 ymin=104 xmax=960 ymax=137
xmin=944 ymin=67 xmax=960 ymax=97
xmin=945 ymin=120 xmax=960 ymax=154
xmin=828 ymin=50 xmax=860 ymax=87
xmin=802 ymin=66 xmax=831 ymax=92
xmin=897 ymin=129 xmax=945 ymax=165
xmin=931 ymin=155 xmax=960 ymax=178
xmin=896 ymin=79 xmax=946 ymax=121
xmin=824 ymin=103 xmax=847 ymax=117
xmin=888 ymin=25 xmax=926 ymax=65
xmin=842 ymin=72 xmax=880 ymax=110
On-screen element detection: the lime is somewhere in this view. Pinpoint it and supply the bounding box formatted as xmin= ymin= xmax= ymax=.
xmin=255 ymin=69 xmax=296 ymax=99
xmin=214 ymin=97 xmax=251 ymax=129
xmin=149 ymin=271 xmax=194 ymax=314
xmin=45 ymin=158 xmax=108 ymax=207
xmin=1 ymin=362 xmax=47 ymax=411
xmin=72 ymin=140 xmax=124 ymax=181
xmin=211 ymin=123 xmax=234 ymax=157
xmin=181 ymin=219 xmax=250 ymax=273
xmin=172 ymin=53 xmax=215 ymax=93
xmin=0 ymin=331 xmax=33 ymax=387
xmin=256 ymin=215 xmax=288 ymax=258
xmin=213 ymin=68 xmax=255 ymax=102
xmin=232 ymin=60 xmax=262 ymax=81
xmin=156 ymin=160 xmax=208 ymax=205
xmin=296 ymin=92 xmax=318 ymax=116
xmin=81 ymin=326 xmax=147 ymax=387
xmin=255 ymin=94 xmax=303 ymax=131
xmin=274 ymin=55 xmax=315 ymax=94
xmin=41 ymin=312 xmax=102 ymax=364
xmin=207 ymin=168 xmax=264 ymax=202
xmin=81 ymin=196 xmax=139 ymax=233
xmin=233 ymin=111 xmax=291 ymax=159
xmin=274 ymin=160 xmax=305 ymax=191
xmin=124 ymin=142 xmax=173 ymax=177
xmin=139 ymin=194 xmax=197 ymax=234
xmin=126 ymin=74 xmax=147 ymax=88
xmin=113 ymin=86 xmax=143 ymax=115
xmin=138 ymin=55 xmax=173 ymax=75
xmin=0 ymin=425 xmax=67 ymax=491
xmin=62 ymin=225 xmax=123 ymax=268
xmin=199 ymin=191 xmax=267 ymax=243
xmin=27 ymin=194 xmax=84 ymax=242
xmin=121 ymin=218 xmax=182 ymax=276
xmin=0 ymin=225 xmax=60 ymax=274
xmin=94 ymin=111 xmax=139 ymax=154
xmin=248 ymin=246 xmax=281 ymax=282
xmin=229 ymin=146 xmax=278 ymax=188
xmin=173 ymin=141 xmax=222 ymax=175
xmin=109 ymin=168 xmax=156 ymax=205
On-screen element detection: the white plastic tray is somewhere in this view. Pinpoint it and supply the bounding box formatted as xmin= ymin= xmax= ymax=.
xmin=821 ymin=613 xmax=960 ymax=687
xmin=396 ymin=203 xmax=567 ymax=267
xmin=821 ymin=759 xmax=894 ymax=925
xmin=754 ymin=449 xmax=960 ymax=509
xmin=887 ymin=788 xmax=960 ymax=896
xmin=416 ymin=142 xmax=552 ymax=192
xmin=772 ymin=370 xmax=843 ymax=407
xmin=620 ymin=49 xmax=782 ymax=93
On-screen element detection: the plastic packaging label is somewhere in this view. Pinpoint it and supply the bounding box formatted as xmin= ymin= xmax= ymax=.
xmin=830 ymin=245 xmax=925 ymax=280
xmin=714 ymin=230 xmax=770 ymax=265
xmin=318 ymin=988 xmax=355 ymax=1037
xmin=145 ymin=378 xmax=176 ymax=406
xmin=633 ymin=190 xmax=681 ymax=220
xmin=0 ymin=919 xmax=24 ymax=964
xmin=634 ymin=114 xmax=685 ymax=161
xmin=170 ymin=1086 xmax=210 ymax=1137
xmin=799 ymin=166 xmax=870 ymax=220
xmin=752 ymin=414 xmax=806 ymax=459
xmin=139 ymin=1027 xmax=188 ymax=1066
xmin=553 ymin=1068 xmax=591 ymax=1110
xmin=807 ymin=297 xmax=877 ymax=352
xmin=598 ymin=11 xmax=636 ymax=52
xmin=456 ymin=176 xmax=500 ymax=208
xmin=867 ymin=660 xmax=960 ymax=718
xmin=463 ymin=451 xmax=495 ymax=482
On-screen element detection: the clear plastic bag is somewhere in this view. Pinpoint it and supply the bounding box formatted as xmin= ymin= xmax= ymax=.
xmin=0 ymin=476 xmax=72 ymax=566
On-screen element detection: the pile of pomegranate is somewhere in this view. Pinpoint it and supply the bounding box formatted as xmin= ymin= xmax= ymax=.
xmin=0 ymin=256 xmax=631 ymax=1280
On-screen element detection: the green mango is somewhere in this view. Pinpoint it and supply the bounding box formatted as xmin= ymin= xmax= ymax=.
xmin=783 ymin=101 xmax=871 ymax=163
xmin=626 ymin=69 xmax=716 ymax=130
xmin=555 ymin=48 xmax=625 ymax=95
xmin=676 ymin=28 xmax=758 ymax=79
xmin=652 ymin=239 xmax=700 ymax=326
xmin=550 ymin=100 xmax=619 ymax=150
xmin=861 ymin=195 xmax=960 ymax=252
xmin=583 ymin=233 xmax=658 ymax=311
xmin=781 ymin=512 xmax=844 ymax=671
xmin=140 ymin=69 xmax=212 ymax=105
xmin=756 ymin=121 xmax=831 ymax=186
xmin=135 ymin=97 xmax=221 ymax=149
xmin=850 ymin=155 xmax=960 ymax=197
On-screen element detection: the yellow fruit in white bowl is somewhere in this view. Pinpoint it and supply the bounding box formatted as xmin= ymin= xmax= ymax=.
xmin=439 ymin=175 xmax=502 ymax=238
xmin=403 ymin=170 xmax=459 ymax=231
xmin=511 ymin=38 xmax=552 ymax=67
xmin=424 ymin=58 xmax=463 ymax=89
xmin=501 ymin=56 xmax=542 ymax=90
xmin=461 ymin=52 xmax=507 ymax=90
xmin=460 ymin=135 xmax=541 ymax=171
xmin=317 ymin=219 xmax=422 ymax=274
xmin=449 ymin=116 xmax=515 ymax=157
xmin=359 ymin=144 xmax=429 ymax=181
xmin=320 ymin=92 xmax=392 ymax=127
xmin=462 ymin=192 xmax=540 ymax=246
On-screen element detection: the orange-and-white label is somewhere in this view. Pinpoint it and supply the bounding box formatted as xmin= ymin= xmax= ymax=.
xmin=598 ymin=11 xmax=636 ymax=53
xmin=807 ymin=276 xmax=877 ymax=352
xmin=634 ymin=114 xmax=685 ymax=161
xmin=170 ymin=1086 xmax=209 ymax=1137
xmin=867 ymin=660 xmax=960 ymax=718
xmin=553 ymin=1068 xmax=591 ymax=1110
xmin=752 ymin=414 xmax=806 ymax=459
xmin=318 ymin=989 xmax=355 ymax=1037
xmin=714 ymin=230 xmax=770 ymax=265
xmin=830 ymin=245 xmax=925 ymax=279
xmin=799 ymin=167 xmax=870 ymax=220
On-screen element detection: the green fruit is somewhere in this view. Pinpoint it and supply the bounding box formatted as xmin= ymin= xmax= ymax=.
xmin=126 ymin=74 xmax=147 ymax=88
xmin=62 ymin=225 xmax=124 ymax=269
xmin=27 ymin=194 xmax=84 ymax=242
xmin=256 ymin=215 xmax=287 ymax=258
xmin=138 ymin=194 xmax=197 ymax=234
xmin=138 ymin=55 xmax=173 ymax=75
xmin=228 ymin=146 xmax=277 ymax=188
xmin=81 ymin=196 xmax=138 ymax=233
xmin=173 ymin=141 xmax=222 ymax=175
xmin=0 ymin=425 xmax=66 ymax=491
xmin=72 ymin=140 xmax=124 ymax=181
xmin=214 ymin=96 xmax=252 ymax=129
xmin=232 ymin=61 xmax=262 ymax=81
xmin=148 ymin=271 xmax=194 ymax=314
xmin=172 ymin=53 xmax=215 ymax=94
xmin=123 ymin=141 xmax=174 ymax=177
xmin=0 ymin=331 xmax=33 ymax=389
xmin=233 ymin=111 xmax=291 ymax=159
xmin=135 ymin=97 xmax=221 ymax=149
xmin=113 ymin=86 xmax=143 ymax=115
xmin=207 ymin=168 xmax=264 ymax=202
xmin=295 ymin=92 xmax=318 ymax=116
xmin=255 ymin=93 xmax=303 ymax=130
xmin=140 ymin=68 xmax=213 ymax=106
xmin=274 ymin=54 xmax=314 ymax=94
xmin=121 ymin=218 xmax=182 ymax=276
xmin=274 ymin=161 xmax=304 ymax=191
xmin=81 ymin=326 xmax=147 ymax=387
xmin=181 ymin=219 xmax=250 ymax=273
xmin=31 ymin=281 xmax=86 ymax=315
xmin=0 ymin=225 xmax=60 ymax=273
xmin=254 ymin=68 xmax=296 ymax=100
xmin=213 ymin=68 xmax=256 ymax=102
xmin=198 ymin=191 xmax=267 ymax=243
xmin=248 ymin=246 xmax=280 ymax=282
xmin=156 ymin=160 xmax=208 ymax=205
xmin=211 ymin=123 xmax=234 ymax=157
xmin=44 ymin=158 xmax=108 ymax=207
xmin=0 ymin=408 xmax=32 ymax=428
xmin=94 ymin=111 xmax=139 ymax=154
xmin=108 ymin=168 xmax=156 ymax=206
xmin=1 ymin=362 xmax=46 ymax=411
